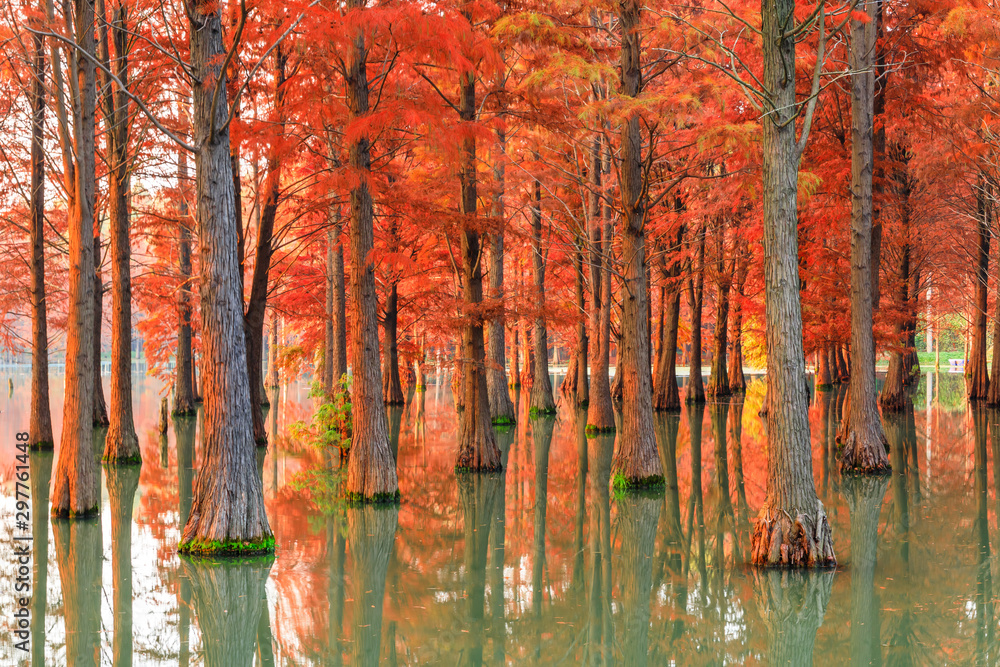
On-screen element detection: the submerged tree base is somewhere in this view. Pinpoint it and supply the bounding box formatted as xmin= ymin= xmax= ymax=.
xmin=491 ymin=415 xmax=515 ymax=426
xmin=612 ymin=472 xmax=665 ymax=494
xmin=750 ymin=505 xmax=836 ymax=568
xmin=30 ymin=441 xmax=54 ymax=451
xmin=102 ymin=454 xmax=142 ymax=466
xmin=344 ymin=490 xmax=401 ymax=506
xmin=529 ymin=407 xmax=557 ymax=418
xmin=178 ymin=534 xmax=276 ymax=557
xmin=455 ymin=464 xmax=503 ymax=474
xmin=51 ymin=505 xmax=100 ymax=520
xmin=585 ymin=424 xmax=616 ymax=436
xmin=838 ymin=431 xmax=891 ymax=474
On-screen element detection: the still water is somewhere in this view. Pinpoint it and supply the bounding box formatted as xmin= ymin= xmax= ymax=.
xmin=0 ymin=370 xmax=996 ymax=665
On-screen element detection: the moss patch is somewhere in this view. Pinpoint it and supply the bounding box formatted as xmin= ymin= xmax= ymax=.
xmin=415 ymin=385 xmax=426 ymax=392
xmin=30 ymin=441 xmax=54 ymax=451
xmin=255 ymin=438 xmax=268 ymax=448
xmin=585 ymin=424 xmax=616 ymax=437
xmin=613 ymin=472 xmax=665 ymax=496
xmin=51 ymin=505 xmax=100 ymax=520
xmin=491 ymin=415 xmax=516 ymax=426
xmin=102 ymin=454 xmax=142 ymax=466
xmin=529 ymin=407 xmax=557 ymax=418
xmin=455 ymin=464 xmax=503 ymax=474
xmin=344 ymin=490 xmax=401 ymax=506
xmin=493 ymin=424 xmax=515 ymax=434
xmin=178 ymin=534 xmax=276 ymax=557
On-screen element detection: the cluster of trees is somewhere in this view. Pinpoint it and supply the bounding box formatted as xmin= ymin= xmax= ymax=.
xmin=1 ymin=0 xmax=998 ymax=561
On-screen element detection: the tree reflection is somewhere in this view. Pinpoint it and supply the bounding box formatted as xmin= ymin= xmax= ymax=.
xmin=585 ymin=432 xmax=614 ymax=666
xmin=175 ymin=413 xmax=197 ymax=667
xmin=346 ymin=504 xmax=398 ymax=666
xmin=729 ymin=397 xmax=751 ymax=544
xmin=687 ymin=401 xmax=707 ymax=594
xmin=843 ymin=471 xmax=889 ymax=666
xmin=973 ymin=407 xmax=994 ymax=664
xmin=457 ymin=471 xmax=502 ymax=667
xmin=29 ymin=450 xmax=53 ymax=667
xmin=182 ymin=555 xmax=274 ymax=666
xmin=490 ymin=425 xmax=515 ymax=665
xmin=106 ymin=464 xmax=140 ymax=667
xmin=52 ymin=515 xmax=102 ymax=667
xmin=616 ymin=491 xmax=662 ymax=666
xmin=326 ymin=510 xmax=347 ymax=666
xmin=388 ymin=406 xmax=403 ymax=463
xmin=572 ymin=409 xmax=589 ymax=596
xmin=655 ymin=412 xmax=683 ymax=580
xmin=531 ymin=415 xmax=555 ymax=630
xmin=754 ymin=569 xmax=834 ymax=666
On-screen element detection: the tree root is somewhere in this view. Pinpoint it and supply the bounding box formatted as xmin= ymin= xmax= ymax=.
xmin=838 ymin=428 xmax=890 ymax=474
xmin=750 ymin=504 xmax=836 ymax=568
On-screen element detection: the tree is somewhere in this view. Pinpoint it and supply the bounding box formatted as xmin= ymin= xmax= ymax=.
xmin=586 ymin=134 xmax=615 ymax=431
xmin=529 ymin=169 xmax=556 ymax=415
xmin=174 ymin=143 xmax=197 ymax=415
xmin=706 ymin=219 xmax=731 ymax=397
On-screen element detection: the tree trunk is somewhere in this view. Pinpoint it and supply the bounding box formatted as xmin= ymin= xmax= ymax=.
xmin=332 ymin=206 xmax=348 ymax=382
xmin=324 ymin=227 xmax=336 ymax=395
xmin=100 ymin=0 xmax=139 ymax=463
xmin=653 ymin=225 xmax=683 ymax=411
xmin=53 ymin=517 xmax=103 ymax=666
xmin=93 ymin=232 xmax=109 ymax=427
xmin=267 ymin=314 xmax=281 ymax=388
xmin=971 ymin=176 xmax=992 ymax=401
xmin=486 ymin=126 xmax=516 ymax=424
xmin=28 ymin=15 xmax=53 ymax=450
xmin=51 ymin=0 xmax=100 ymax=517
xmin=343 ymin=1 xmax=398 ymax=500
xmin=707 ymin=222 xmax=731 ymax=398
xmin=844 ymin=474 xmax=889 ymax=667
xmin=562 ymin=240 xmax=590 ymax=406
xmin=685 ymin=226 xmax=706 ymax=403
xmin=816 ymin=346 xmax=833 ymax=389
xmin=880 ymin=169 xmax=912 ymax=411
xmin=529 ymin=173 xmax=556 ymax=415
xmin=750 ymin=0 xmax=835 ymax=567
xmin=107 ymin=465 xmax=140 ymax=666
xmin=611 ymin=0 xmax=663 ymax=489
xmin=179 ymin=0 xmax=273 ymax=552
xmin=839 ymin=1 xmax=890 ymax=474
xmin=347 ymin=505 xmax=398 ymax=667
xmin=454 ymin=61 xmax=502 ymax=473
xmin=382 ymin=281 xmax=405 ymax=405
xmin=587 ymin=134 xmax=614 ymax=432
xmin=836 ymin=344 xmax=850 ymax=382
xmin=175 ymin=145 xmax=197 ymax=415
xmin=728 ymin=250 xmax=748 ymax=393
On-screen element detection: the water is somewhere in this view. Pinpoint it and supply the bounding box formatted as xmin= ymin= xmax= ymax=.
xmin=0 ymin=370 xmax=997 ymax=665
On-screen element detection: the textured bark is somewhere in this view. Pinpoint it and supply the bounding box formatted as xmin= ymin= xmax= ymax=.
xmin=751 ymin=0 xmax=834 ymax=567
xmin=880 ymin=170 xmax=912 ymax=411
xmin=382 ymin=281 xmax=405 ymax=405
xmin=612 ymin=0 xmax=662 ymax=488
xmin=617 ymin=493 xmax=661 ymax=667
xmin=99 ymin=0 xmax=139 ymax=463
xmin=179 ymin=0 xmax=273 ymax=552
xmin=586 ymin=432 xmax=615 ymax=665
xmin=93 ymin=235 xmax=109 ymax=428
xmin=969 ymin=176 xmax=991 ymax=401
xmin=706 ymin=222 xmax=731 ymax=398
xmin=816 ymin=346 xmax=833 ymax=389
xmin=843 ymin=473 xmax=889 ymax=667
xmin=51 ymin=0 xmax=100 ymax=518
xmin=175 ymin=146 xmax=197 ymax=415
xmin=653 ymin=226 xmax=683 ymax=412
xmin=486 ymin=127 xmax=516 ymax=424
xmin=29 ymin=451 xmax=53 ymax=665
xmin=587 ymin=134 xmax=614 ymax=432
xmin=343 ymin=0 xmax=398 ymax=500
xmin=685 ymin=225 xmax=706 ymax=403
xmin=324 ymin=228 xmax=336 ymax=395
xmin=267 ymin=314 xmax=282 ymax=388
xmin=988 ymin=218 xmax=1000 ymax=406
xmin=836 ymin=344 xmax=850 ymax=382
xmin=107 ymin=464 xmax=140 ymax=666
xmin=347 ymin=505 xmax=398 ymax=667
xmin=529 ymin=173 xmax=556 ymax=414
xmin=728 ymin=250 xmax=748 ymax=393
xmin=561 ymin=241 xmax=590 ymax=406
xmin=754 ymin=570 xmax=835 ymax=666
xmin=53 ymin=517 xmax=102 ymax=666
xmin=182 ymin=556 xmax=273 ymax=667
xmin=28 ymin=16 xmax=53 ymax=449
xmin=454 ymin=58 xmax=502 ymax=473
xmin=457 ymin=471 xmax=503 ymax=666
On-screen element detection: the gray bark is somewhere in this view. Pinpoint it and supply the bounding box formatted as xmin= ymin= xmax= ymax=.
xmin=529 ymin=172 xmax=555 ymax=414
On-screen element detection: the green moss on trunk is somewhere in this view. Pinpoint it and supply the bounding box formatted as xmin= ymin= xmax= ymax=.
xmin=178 ymin=535 xmax=276 ymax=557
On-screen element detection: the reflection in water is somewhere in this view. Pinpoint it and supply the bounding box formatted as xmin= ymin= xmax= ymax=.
xmin=326 ymin=510 xmax=347 ymax=666
xmin=730 ymin=397 xmax=751 ymax=533
xmin=885 ymin=402 xmax=919 ymax=665
xmin=175 ymin=414 xmax=196 ymax=667
xmin=389 ymin=406 xmax=403 ymax=463
xmin=687 ymin=402 xmax=707 ymax=593
xmin=457 ymin=471 xmax=502 ymax=667
xmin=29 ymin=451 xmax=52 ymax=667
xmin=655 ymin=412 xmax=684 ymax=579
xmin=491 ymin=425 xmax=515 ymax=665
xmin=586 ymin=432 xmax=614 ymax=666
xmin=755 ymin=569 xmax=834 ymax=666
xmin=52 ymin=516 xmax=102 ymax=666
xmin=107 ymin=464 xmax=140 ymax=667
xmin=974 ymin=408 xmax=995 ymax=664
xmin=843 ymin=473 xmax=889 ymax=666
xmin=572 ymin=410 xmax=588 ymax=596
xmin=532 ymin=416 xmax=555 ymax=624
xmin=182 ymin=555 xmax=274 ymax=666
xmin=347 ymin=504 xmax=398 ymax=666
xmin=617 ymin=492 xmax=662 ymax=666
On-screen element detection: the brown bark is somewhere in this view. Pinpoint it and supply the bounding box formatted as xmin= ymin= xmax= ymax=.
xmin=816 ymin=346 xmax=833 ymax=389
xmin=751 ymin=0 xmax=834 ymax=567
xmin=93 ymin=233 xmax=109 ymax=427
xmin=107 ymin=464 xmax=140 ymax=666
xmin=707 ymin=221 xmax=731 ymax=398
xmin=728 ymin=249 xmax=748 ymax=393
xmin=561 ymin=240 xmax=590 ymax=406
xmin=347 ymin=505 xmax=398 ymax=667
xmin=454 ymin=54 xmax=502 ymax=473
xmin=529 ymin=171 xmax=556 ymax=414
xmin=653 ymin=225 xmax=683 ymax=412
xmin=267 ymin=314 xmax=281 ymax=388
xmin=880 ymin=163 xmax=913 ymax=411
xmin=969 ymin=175 xmax=991 ymax=401
xmin=28 ymin=13 xmax=53 ymax=450
xmin=587 ymin=134 xmax=614 ymax=432
xmin=486 ymin=126 xmax=516 ymax=424
xmin=99 ymin=0 xmax=139 ymax=463
xmin=324 ymin=228 xmax=336 ymax=395
xmin=178 ymin=0 xmax=273 ymax=552
xmin=175 ymin=144 xmax=196 ymax=415
xmin=51 ymin=0 xmax=100 ymax=518
xmin=611 ymin=0 xmax=662 ymax=487
xmin=343 ymin=0 xmax=399 ymax=500
xmin=53 ymin=517 xmax=103 ymax=666
xmin=836 ymin=344 xmax=850 ymax=381
xmin=838 ymin=2 xmax=890 ymax=474
xmin=685 ymin=225 xmax=706 ymax=403
xmin=382 ymin=281 xmax=405 ymax=405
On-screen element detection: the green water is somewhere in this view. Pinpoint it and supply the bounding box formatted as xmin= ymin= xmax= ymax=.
xmin=0 ymin=370 xmax=996 ymax=665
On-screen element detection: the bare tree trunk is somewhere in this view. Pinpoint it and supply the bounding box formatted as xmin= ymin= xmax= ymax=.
xmin=53 ymin=517 xmax=103 ymax=666
xmin=706 ymin=221 xmax=731 ymax=398
xmin=728 ymin=248 xmax=748 ymax=393
xmin=686 ymin=226 xmax=706 ymax=403
xmin=382 ymin=281 xmax=405 ymax=405
xmin=454 ymin=59 xmax=502 ymax=472
xmin=28 ymin=14 xmax=53 ymax=449
xmin=839 ymin=2 xmax=890 ymax=474
xmin=266 ymin=314 xmax=281 ymax=388
xmin=880 ymin=161 xmax=912 ymax=410
xmin=750 ymin=0 xmax=835 ymax=567
xmin=611 ymin=0 xmax=662 ymax=489
xmin=51 ymin=0 xmax=100 ymax=517
xmin=487 ymin=126 xmax=516 ymax=424
xmin=347 ymin=506 xmax=398 ymax=667
xmin=343 ymin=0 xmax=398 ymax=500
xmin=93 ymin=232 xmax=109 ymax=427
xmin=816 ymin=346 xmax=833 ymax=389
xmin=969 ymin=175 xmax=991 ymax=401
xmin=562 ymin=240 xmax=590 ymax=406
xmin=587 ymin=134 xmax=614 ymax=432
xmin=530 ymin=172 xmax=556 ymax=415
xmin=324 ymin=228 xmax=336 ymax=395
xmin=175 ymin=145 xmax=197 ymax=415
xmin=836 ymin=344 xmax=850 ymax=382
xmin=179 ymin=0 xmax=273 ymax=552
xmin=653 ymin=226 xmax=683 ymax=411
xmin=100 ymin=0 xmax=139 ymax=462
